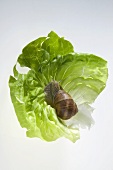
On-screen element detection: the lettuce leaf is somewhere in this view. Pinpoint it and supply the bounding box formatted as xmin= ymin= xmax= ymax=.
xmin=9 ymin=31 xmax=108 ymax=142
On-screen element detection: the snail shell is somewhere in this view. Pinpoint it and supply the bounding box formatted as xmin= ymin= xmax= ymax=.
xmin=44 ymin=81 xmax=78 ymax=120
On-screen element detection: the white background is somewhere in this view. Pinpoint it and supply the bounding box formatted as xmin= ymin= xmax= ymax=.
xmin=0 ymin=0 xmax=113 ymax=170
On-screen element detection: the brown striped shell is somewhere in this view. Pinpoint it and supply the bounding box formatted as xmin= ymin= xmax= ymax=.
xmin=44 ymin=81 xmax=78 ymax=120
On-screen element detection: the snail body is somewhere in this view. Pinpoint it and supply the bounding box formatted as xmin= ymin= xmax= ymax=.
xmin=44 ymin=81 xmax=78 ymax=120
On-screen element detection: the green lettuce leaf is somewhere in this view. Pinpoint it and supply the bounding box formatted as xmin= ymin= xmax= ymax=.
xmin=9 ymin=31 xmax=108 ymax=142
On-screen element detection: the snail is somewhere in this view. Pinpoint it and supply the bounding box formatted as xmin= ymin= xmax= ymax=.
xmin=44 ymin=81 xmax=78 ymax=120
